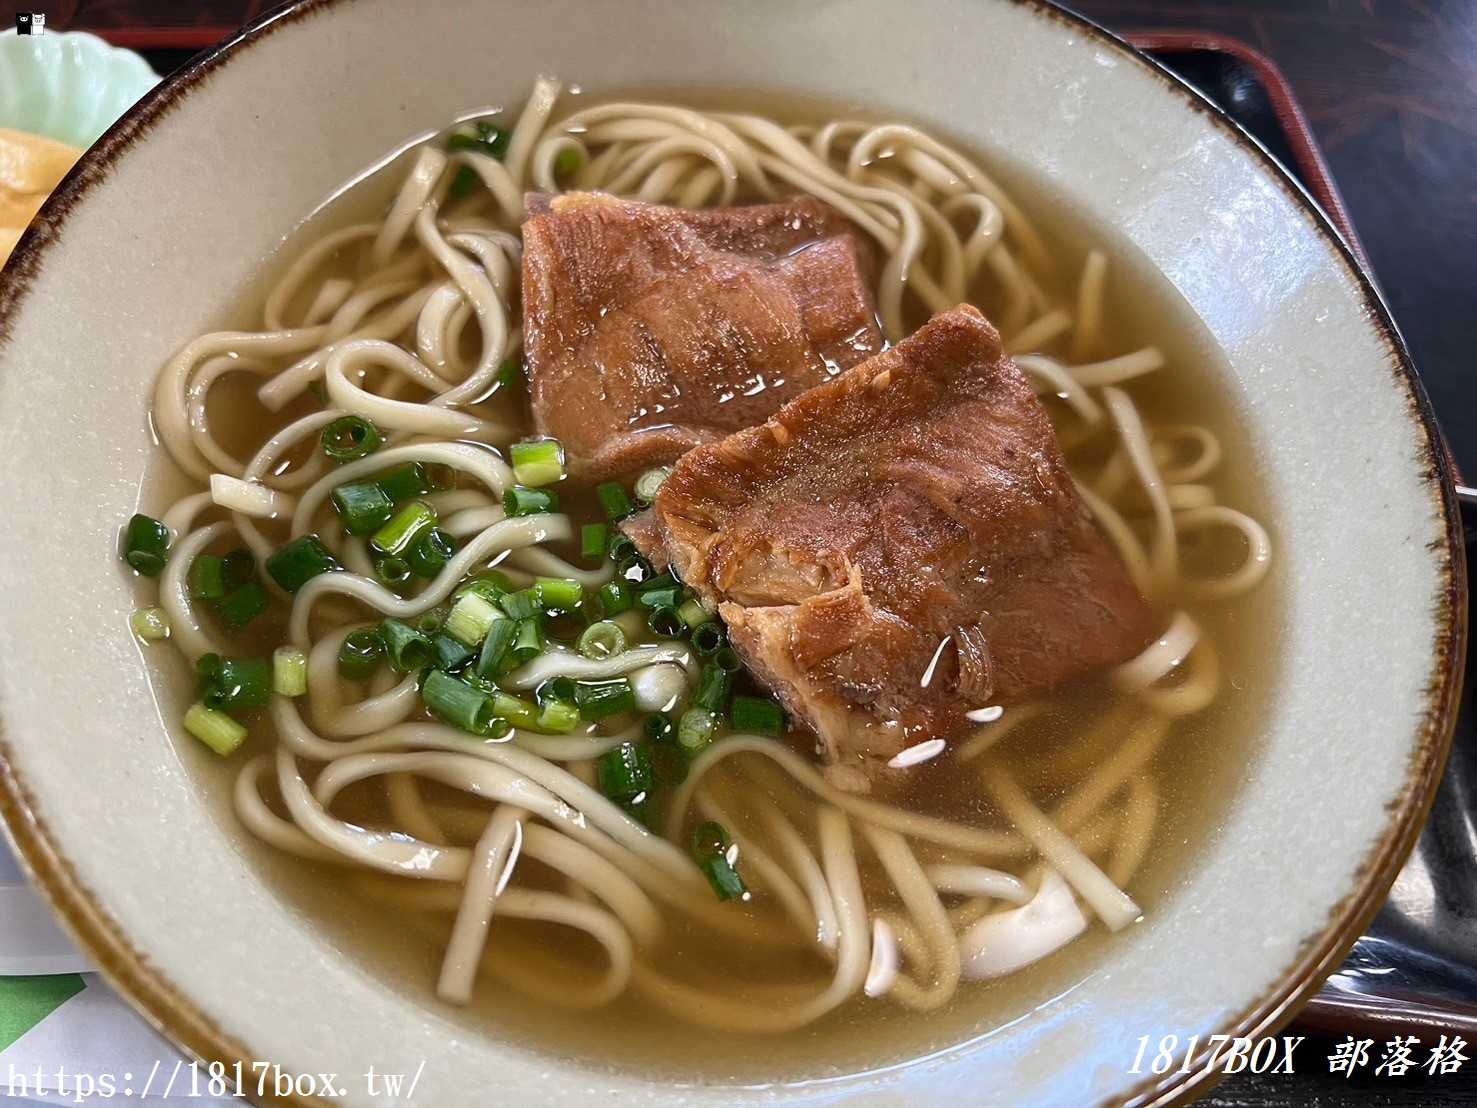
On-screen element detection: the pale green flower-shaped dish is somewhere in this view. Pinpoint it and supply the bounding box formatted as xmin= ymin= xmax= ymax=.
xmin=0 ymin=29 xmax=157 ymax=149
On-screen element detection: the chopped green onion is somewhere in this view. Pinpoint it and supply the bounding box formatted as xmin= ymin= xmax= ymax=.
xmin=581 ymin=523 xmax=610 ymax=563
xmin=639 ymin=573 xmax=679 ymax=594
xmin=536 ymin=676 xmax=578 ymax=705
xmin=490 ymin=691 xmax=541 ymax=730
xmin=330 ymin=480 xmax=394 ymax=535
xmin=638 ymin=586 xmax=680 ymax=611
xmin=647 ymin=608 xmax=684 ymax=637
xmin=577 ymin=620 xmax=627 ymax=659
xmin=425 ymin=463 xmax=457 ymax=491
xmin=607 ymin=534 xmax=638 ymax=564
xmin=196 ymin=653 xmax=223 ymax=692
xmin=130 ymin=607 xmax=170 ymax=642
xmin=645 ymin=713 xmax=674 ymax=743
xmin=266 ymin=534 xmax=342 ymax=594
xmin=731 ymin=695 xmax=786 ymax=736
xmin=714 ymin=646 xmax=744 ymax=674
xmin=691 ymin=622 xmax=727 ymax=655
xmin=375 ymin=556 xmax=413 ymax=588
xmin=676 ymin=707 xmax=718 ymax=754
xmin=633 ymin=466 xmax=671 ymax=504
xmin=406 ymin=527 xmax=457 ymax=578
xmin=456 ymin=571 xmax=513 ymax=602
xmin=445 ymin=592 xmax=503 ymax=646
xmin=511 ymin=617 xmax=544 ymax=664
xmin=204 ymin=657 xmax=271 ymax=713
xmin=417 ymin=607 xmax=448 ymax=636
xmin=222 ymin=548 xmax=257 ymax=589
xmin=700 ymin=854 xmax=747 ymax=901
xmin=503 ymin=486 xmax=559 ymax=517
xmin=183 ymin=702 xmax=248 ymax=757
xmin=678 ymin=598 xmax=714 ymax=628
xmin=378 ymin=462 xmax=431 ymax=503
xmin=189 ymin=555 xmax=225 ymax=600
xmin=447 ymin=122 xmax=510 ymax=199
xmin=500 ymin=587 xmax=542 ymax=621
xmin=509 ymin=439 xmax=566 ymax=488
xmin=575 ymin=677 xmax=637 ymax=721
xmin=536 ymin=698 xmax=580 ymax=734
xmin=691 ymin=821 xmax=731 ymax=861
xmin=432 ymin=632 xmax=476 ymax=672
xmin=370 ymin=501 xmax=437 ymax=557
xmin=339 ymin=628 xmax=384 ymax=680
xmin=597 ymin=482 xmax=634 ymax=522
xmin=272 ymin=646 xmax=308 ymax=697
xmin=596 ymin=743 xmax=653 ymax=800
xmin=422 ymin=670 xmax=495 ymax=734
xmin=496 ymin=359 xmax=522 ymax=390
xmin=651 ymin=743 xmax=689 ymax=787
xmin=321 ymin=415 xmax=381 ymax=463
xmin=380 ymin=618 xmax=435 ymax=672
xmin=555 ymin=148 xmax=583 ymax=176
xmin=122 ymin=514 xmax=170 ymax=576
xmin=221 ymin=582 xmax=270 ymax=628
xmin=308 ymin=379 xmax=330 ymax=406
xmin=474 ymin=617 xmax=519 ymax=678
xmin=596 ymin=579 xmax=635 ymax=616
xmin=536 ymin=577 xmax=583 ymax=613
xmin=448 ymin=164 xmax=479 ymax=198
xmin=694 ymin=664 xmax=733 ymax=714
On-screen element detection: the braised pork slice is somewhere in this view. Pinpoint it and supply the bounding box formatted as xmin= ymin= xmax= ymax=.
xmin=626 ymin=305 xmax=1156 ymax=790
xmin=521 ymin=192 xmax=883 ymax=478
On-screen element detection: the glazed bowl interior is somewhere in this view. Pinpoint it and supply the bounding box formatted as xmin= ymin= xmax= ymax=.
xmin=0 ymin=1 xmax=1460 ymax=1105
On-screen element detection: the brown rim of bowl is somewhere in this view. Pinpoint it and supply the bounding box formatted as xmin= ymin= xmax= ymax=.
xmin=0 ymin=1 xmax=1465 ymax=1105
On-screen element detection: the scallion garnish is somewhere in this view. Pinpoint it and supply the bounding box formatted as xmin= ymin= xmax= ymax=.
xmin=607 ymin=534 xmax=638 ymax=564
xmin=596 ymin=579 xmax=634 ymax=617
xmin=676 ymin=707 xmax=718 ymax=754
xmin=633 ymin=466 xmax=671 ymax=504
xmin=417 ymin=607 xmax=448 ymax=636
xmin=554 ymin=148 xmax=583 ymax=176
xmin=496 ymin=359 xmax=522 ymax=390
xmin=581 ymin=523 xmax=610 ymax=563
xmin=691 ymin=821 xmax=731 ymax=860
xmin=221 ymin=581 xmax=270 ymax=628
xmin=406 ymin=527 xmax=457 ymax=578
xmin=474 ymin=617 xmax=518 ymax=679
xmin=189 ymin=554 xmax=226 ymax=600
xmin=694 ymin=664 xmax=734 ymax=714
xmin=678 ymin=598 xmax=714 ymax=628
xmin=432 ymin=632 xmax=476 ymax=672
xmin=206 ymin=656 xmax=273 ymax=712
xmin=339 ymin=628 xmax=384 ymax=680
xmin=536 ymin=698 xmax=580 ymax=734
xmin=196 ymin=653 xmax=223 ymax=692
xmin=691 ymin=621 xmax=726 ymax=656
xmin=444 ymin=592 xmax=502 ymax=646
xmin=330 ymin=480 xmax=394 ymax=535
xmin=714 ymin=646 xmax=744 ymax=674
xmin=596 ymin=481 xmax=633 ymax=522
xmin=375 ymin=556 xmax=413 ymax=588
xmin=380 ymin=618 xmax=434 ymax=672
xmin=510 ymin=617 xmax=544 ymax=665
xmin=535 ymin=577 xmax=582 ymax=613
xmin=503 ymin=486 xmax=559 ymax=517
xmin=122 ymin=513 xmax=170 ymax=576
xmin=596 ymin=743 xmax=652 ymax=801
xmin=509 ymin=439 xmax=566 ymax=488
xmin=490 ymin=690 xmax=542 ymax=730
xmin=422 ymin=670 xmax=495 ymax=734
xmin=647 ymin=608 xmax=684 ymax=637
xmin=378 ymin=462 xmax=431 ymax=503
xmin=320 ymin=415 xmax=382 ymax=463
xmin=574 ymin=677 xmax=637 ymax=721
xmin=272 ymin=646 xmax=308 ymax=697
xmin=425 ymin=463 xmax=457 ymax=491
xmin=645 ymin=713 xmax=674 ymax=743
xmin=499 ymin=588 xmax=542 ymax=621
xmin=699 ymin=854 xmax=748 ymax=901
xmin=577 ymin=620 xmax=627 ymax=660
xmin=130 ymin=607 xmax=170 ymax=642
xmin=183 ymin=702 xmax=248 ymax=757
xmin=637 ymin=586 xmax=680 ymax=611
xmin=266 ymin=534 xmax=342 ymax=594
xmin=731 ymin=695 xmax=786 ymax=736
xmin=536 ymin=676 xmax=577 ymax=705
xmin=370 ymin=501 xmax=437 ymax=557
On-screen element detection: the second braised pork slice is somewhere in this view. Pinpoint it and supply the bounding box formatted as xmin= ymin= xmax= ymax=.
xmin=626 ymin=305 xmax=1157 ymax=790
xmin=521 ymin=192 xmax=883 ymax=478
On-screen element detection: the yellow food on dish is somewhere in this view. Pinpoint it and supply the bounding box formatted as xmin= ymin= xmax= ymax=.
xmin=0 ymin=127 xmax=82 ymax=266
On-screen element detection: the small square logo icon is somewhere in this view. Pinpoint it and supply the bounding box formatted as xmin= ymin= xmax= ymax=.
xmin=15 ymin=13 xmax=45 ymax=35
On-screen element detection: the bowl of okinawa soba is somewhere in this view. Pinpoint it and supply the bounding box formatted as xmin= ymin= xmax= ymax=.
xmin=0 ymin=0 xmax=1462 ymax=1104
